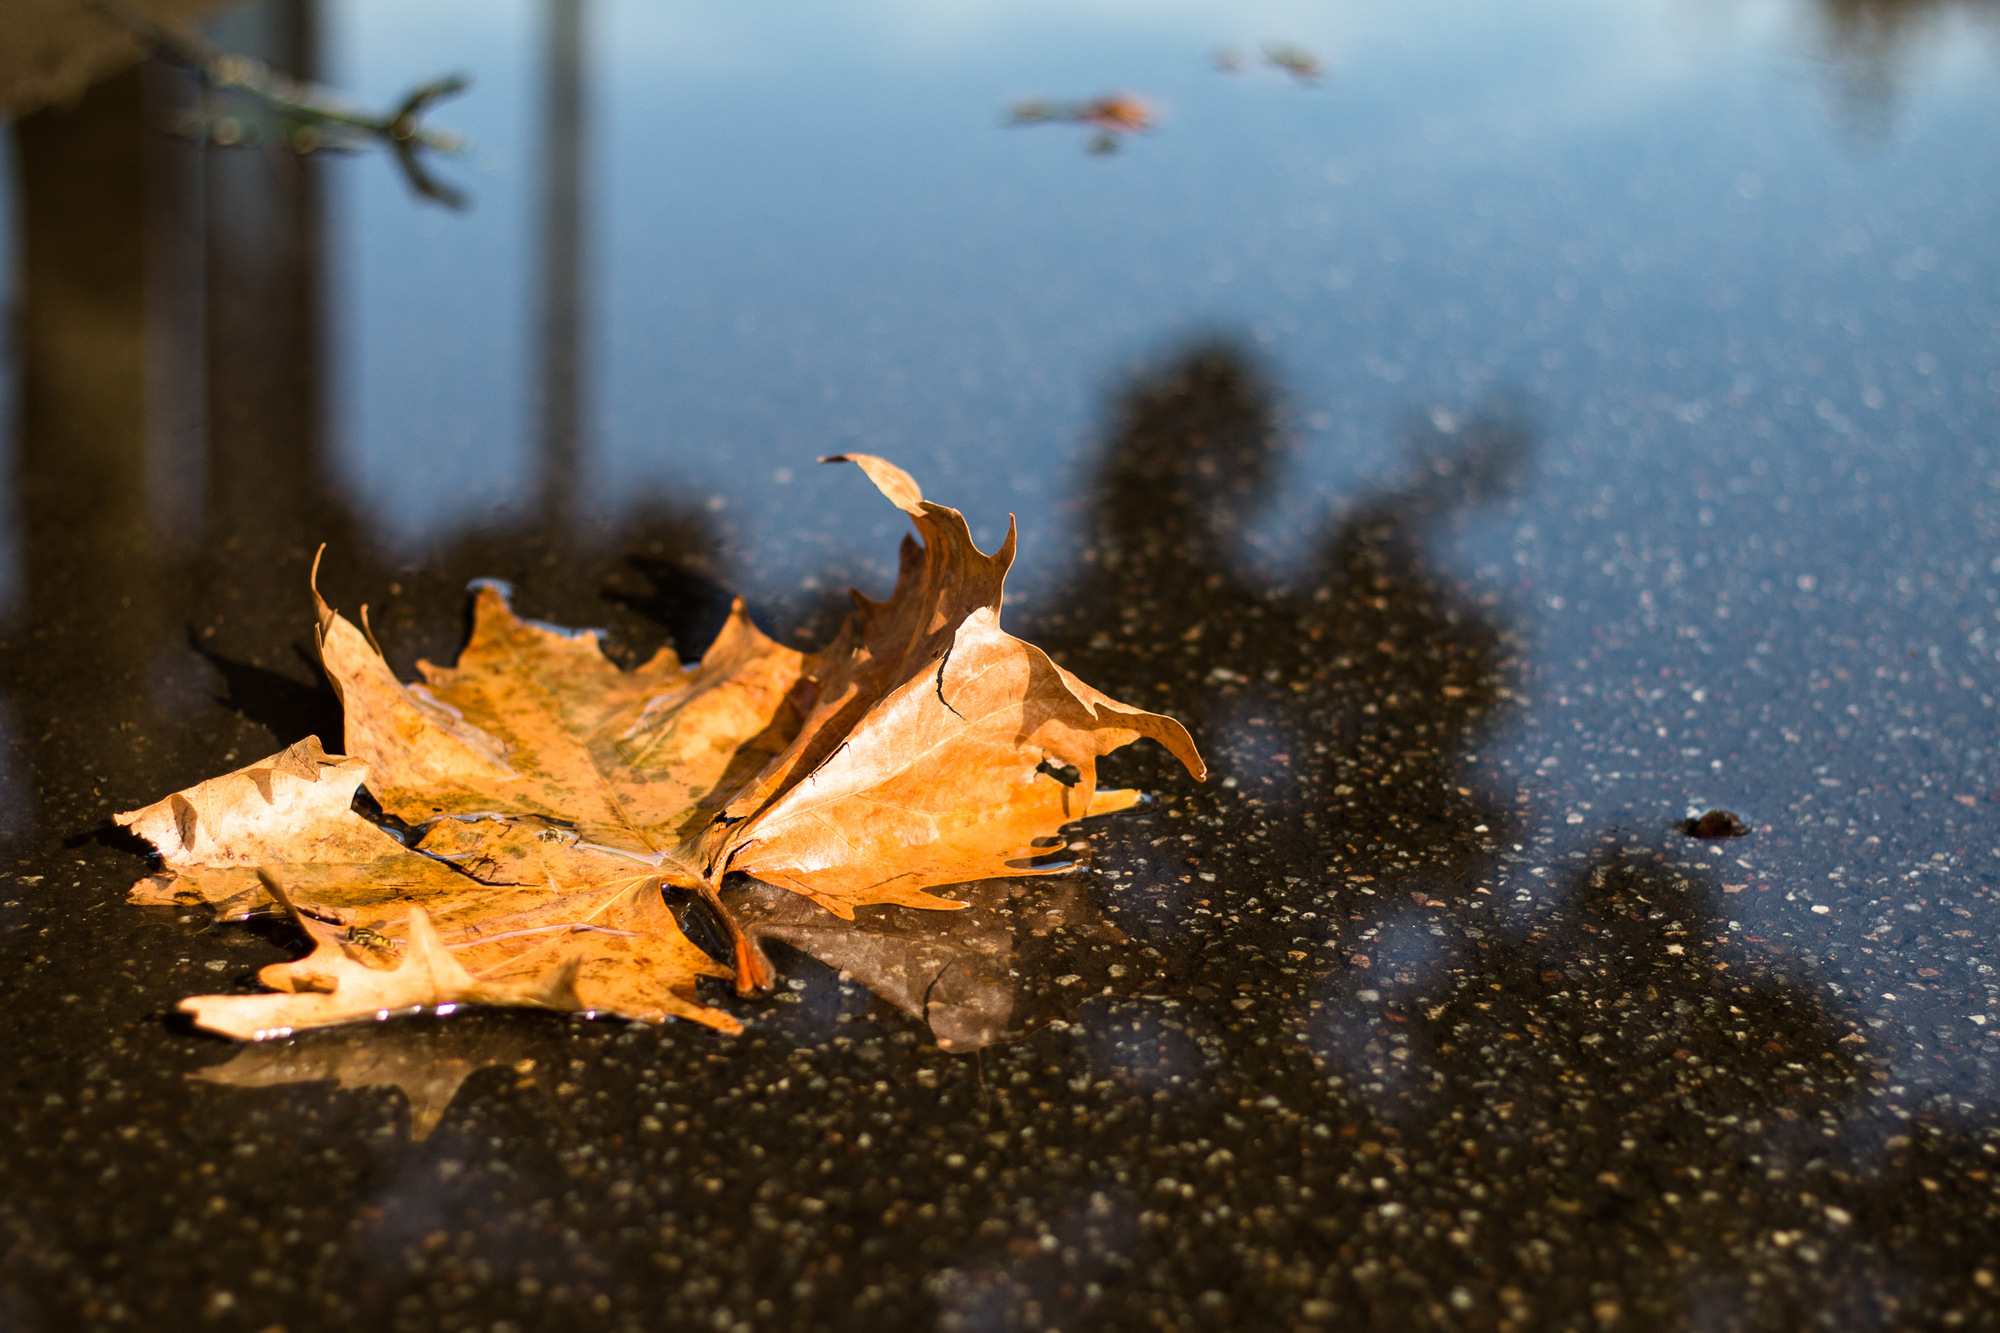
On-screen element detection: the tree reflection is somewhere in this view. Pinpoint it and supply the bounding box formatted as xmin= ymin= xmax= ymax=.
xmin=1811 ymin=0 xmax=2000 ymax=114
xmin=1026 ymin=342 xmax=1518 ymax=984
xmin=942 ymin=340 xmax=1892 ymax=1331
xmin=10 ymin=62 xmax=206 ymax=835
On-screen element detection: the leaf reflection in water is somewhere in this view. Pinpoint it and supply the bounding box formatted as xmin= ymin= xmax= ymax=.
xmin=192 ymin=1021 xmax=552 ymax=1141
xmin=724 ymin=874 xmax=1176 ymax=1052
xmin=192 ymin=871 xmax=1174 ymax=1139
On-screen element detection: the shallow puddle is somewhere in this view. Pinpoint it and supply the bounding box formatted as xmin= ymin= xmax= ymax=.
xmin=2 ymin=0 xmax=1997 ymax=1328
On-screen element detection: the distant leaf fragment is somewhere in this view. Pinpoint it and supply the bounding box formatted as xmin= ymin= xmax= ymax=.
xmin=1681 ymin=808 xmax=1750 ymax=839
xmin=1007 ymin=93 xmax=1155 ymax=153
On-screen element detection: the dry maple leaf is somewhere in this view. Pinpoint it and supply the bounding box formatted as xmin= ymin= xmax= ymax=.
xmin=119 ymin=455 xmax=1204 ymax=1041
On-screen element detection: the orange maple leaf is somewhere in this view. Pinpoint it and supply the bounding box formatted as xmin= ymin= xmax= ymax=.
xmin=119 ymin=456 xmax=1204 ymax=1040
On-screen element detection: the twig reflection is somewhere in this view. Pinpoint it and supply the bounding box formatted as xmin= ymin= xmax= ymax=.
xmin=88 ymin=0 xmax=470 ymax=207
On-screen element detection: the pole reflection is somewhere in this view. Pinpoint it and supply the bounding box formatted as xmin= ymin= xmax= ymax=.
xmin=12 ymin=63 xmax=176 ymax=843
xmin=536 ymin=0 xmax=586 ymax=532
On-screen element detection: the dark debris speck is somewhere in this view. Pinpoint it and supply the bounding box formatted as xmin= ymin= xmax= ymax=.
xmin=1681 ymin=809 xmax=1751 ymax=839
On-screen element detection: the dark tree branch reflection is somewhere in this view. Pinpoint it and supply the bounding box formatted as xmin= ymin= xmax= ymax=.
xmin=1811 ymin=0 xmax=2000 ymax=116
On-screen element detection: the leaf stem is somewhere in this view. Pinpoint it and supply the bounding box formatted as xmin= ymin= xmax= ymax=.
xmin=699 ymin=879 xmax=773 ymax=996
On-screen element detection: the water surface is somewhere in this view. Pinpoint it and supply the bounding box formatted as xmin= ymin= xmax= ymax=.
xmin=2 ymin=0 xmax=1997 ymax=1328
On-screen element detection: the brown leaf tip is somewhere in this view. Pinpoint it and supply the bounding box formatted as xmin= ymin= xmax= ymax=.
xmin=309 ymin=543 xmax=336 ymax=639
xmin=820 ymin=454 xmax=925 ymax=515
